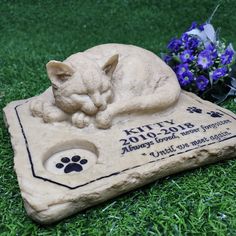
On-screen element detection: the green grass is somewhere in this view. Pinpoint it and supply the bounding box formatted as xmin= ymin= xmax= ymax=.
xmin=0 ymin=0 xmax=236 ymax=235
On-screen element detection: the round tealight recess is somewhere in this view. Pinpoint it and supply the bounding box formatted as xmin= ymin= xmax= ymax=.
xmin=44 ymin=145 xmax=97 ymax=175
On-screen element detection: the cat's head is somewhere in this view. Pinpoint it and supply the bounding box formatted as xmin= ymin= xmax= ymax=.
xmin=46 ymin=54 xmax=118 ymax=115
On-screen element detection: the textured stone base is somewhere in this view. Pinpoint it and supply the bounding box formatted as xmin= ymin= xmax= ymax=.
xmin=3 ymin=91 xmax=236 ymax=224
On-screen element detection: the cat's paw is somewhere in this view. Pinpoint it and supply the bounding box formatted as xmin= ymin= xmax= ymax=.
xmin=30 ymin=99 xmax=44 ymax=117
xmin=42 ymin=103 xmax=68 ymax=123
xmin=81 ymin=102 xmax=98 ymax=115
xmin=95 ymin=111 xmax=112 ymax=129
xmin=72 ymin=112 xmax=90 ymax=128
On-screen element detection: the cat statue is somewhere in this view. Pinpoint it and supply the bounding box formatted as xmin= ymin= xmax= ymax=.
xmin=30 ymin=44 xmax=181 ymax=129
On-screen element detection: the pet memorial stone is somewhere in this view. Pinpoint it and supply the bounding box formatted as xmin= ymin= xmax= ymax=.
xmin=3 ymin=44 xmax=236 ymax=224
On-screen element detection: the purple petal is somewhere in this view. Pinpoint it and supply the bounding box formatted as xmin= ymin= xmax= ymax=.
xmin=227 ymin=43 xmax=235 ymax=54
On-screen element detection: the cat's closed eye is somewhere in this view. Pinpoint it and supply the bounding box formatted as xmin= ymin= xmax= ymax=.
xmin=52 ymin=84 xmax=59 ymax=90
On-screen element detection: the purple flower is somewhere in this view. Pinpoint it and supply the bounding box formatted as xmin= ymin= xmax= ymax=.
xmin=163 ymin=55 xmax=172 ymax=64
xmin=180 ymin=50 xmax=194 ymax=63
xmin=175 ymin=63 xmax=189 ymax=76
xmin=188 ymin=22 xmax=198 ymax=31
xmin=187 ymin=37 xmax=200 ymax=50
xmin=196 ymin=75 xmax=209 ymax=91
xmin=178 ymin=70 xmax=194 ymax=86
xmin=197 ymin=50 xmax=213 ymax=69
xmin=167 ymin=38 xmax=182 ymax=52
xmin=181 ymin=33 xmax=189 ymax=42
xmin=211 ymin=67 xmax=228 ymax=81
xmin=206 ymin=43 xmax=218 ymax=59
xmin=199 ymin=23 xmax=206 ymax=31
xmin=181 ymin=33 xmax=200 ymax=50
xmin=221 ymin=48 xmax=234 ymax=65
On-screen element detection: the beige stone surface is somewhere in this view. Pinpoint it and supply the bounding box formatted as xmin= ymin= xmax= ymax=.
xmin=4 ymin=91 xmax=236 ymax=224
xmin=29 ymin=44 xmax=180 ymax=129
xmin=3 ymin=44 xmax=236 ymax=224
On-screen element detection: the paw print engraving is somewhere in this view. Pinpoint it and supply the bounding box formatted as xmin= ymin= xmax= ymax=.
xmin=186 ymin=106 xmax=202 ymax=114
xmin=55 ymin=156 xmax=88 ymax=174
xmin=207 ymin=111 xmax=224 ymax=118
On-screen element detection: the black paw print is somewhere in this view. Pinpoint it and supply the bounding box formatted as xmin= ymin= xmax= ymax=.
xmin=207 ymin=111 xmax=224 ymax=118
xmin=186 ymin=106 xmax=202 ymax=114
xmin=55 ymin=156 xmax=88 ymax=174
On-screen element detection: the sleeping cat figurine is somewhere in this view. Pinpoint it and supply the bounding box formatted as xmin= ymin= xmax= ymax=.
xmin=30 ymin=44 xmax=181 ymax=129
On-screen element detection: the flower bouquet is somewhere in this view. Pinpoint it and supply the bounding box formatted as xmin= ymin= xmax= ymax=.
xmin=163 ymin=21 xmax=236 ymax=103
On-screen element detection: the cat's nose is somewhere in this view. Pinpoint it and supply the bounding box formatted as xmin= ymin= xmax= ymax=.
xmin=92 ymin=93 xmax=103 ymax=107
xmin=95 ymin=101 xmax=103 ymax=108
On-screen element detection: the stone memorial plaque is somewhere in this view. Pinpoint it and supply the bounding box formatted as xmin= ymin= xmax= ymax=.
xmin=3 ymin=44 xmax=236 ymax=224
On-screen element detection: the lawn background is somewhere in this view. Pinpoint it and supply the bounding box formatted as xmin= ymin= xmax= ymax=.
xmin=0 ymin=0 xmax=236 ymax=235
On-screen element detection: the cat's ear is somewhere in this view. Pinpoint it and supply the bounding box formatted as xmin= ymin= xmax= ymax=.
xmin=102 ymin=54 xmax=119 ymax=77
xmin=46 ymin=60 xmax=74 ymax=87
